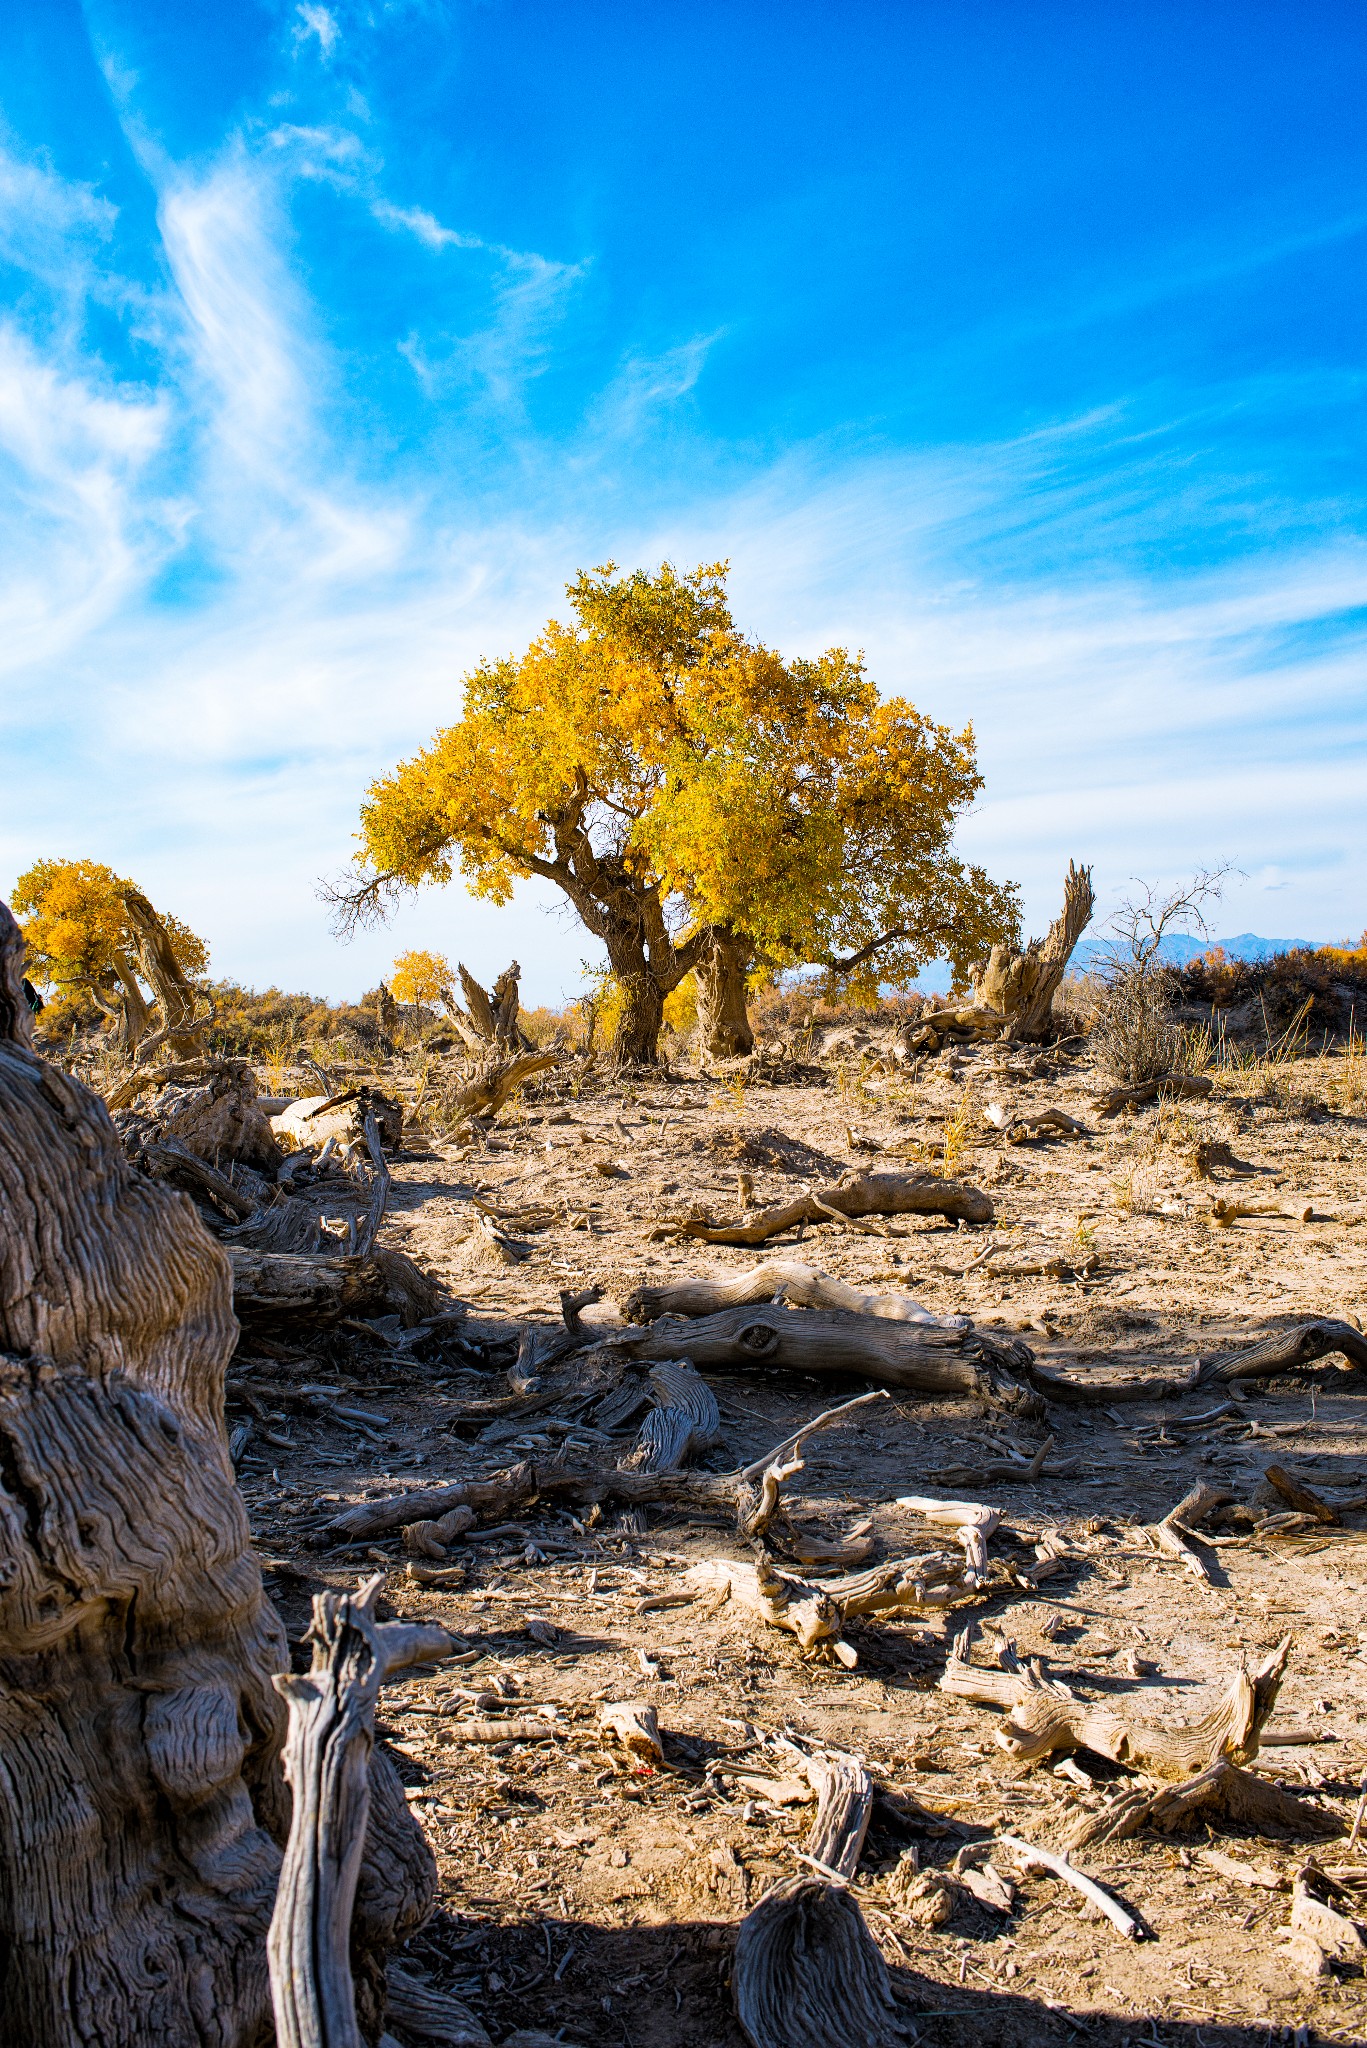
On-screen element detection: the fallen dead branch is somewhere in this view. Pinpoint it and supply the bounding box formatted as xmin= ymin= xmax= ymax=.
xmin=894 ymin=1494 xmax=1000 ymax=1584
xmin=1024 ymin=1316 xmax=1367 ymax=1407
xmin=983 ymin=1102 xmax=1087 ymax=1143
xmin=623 ymin=1259 xmax=955 ymax=1327
xmin=1149 ymin=1483 xmax=1230 ymax=1581
xmin=1204 ymin=1318 xmax=1367 ymax=1383
xmin=998 ymin=1834 xmax=1142 ymax=1941
xmin=927 ymin=1434 xmax=1078 ymax=1486
xmin=228 ymin=1244 xmax=438 ymax=1325
xmin=1208 ymin=1196 xmax=1316 ymax=1226
xmin=610 ymin=1303 xmax=1042 ymax=1414
xmin=941 ymin=1626 xmax=1291 ymax=1776
xmin=658 ymin=1168 xmax=993 ymax=1245
xmin=1093 ymin=1073 xmax=1215 ymax=1115
xmin=1265 ymin=1463 xmax=1340 ymax=1523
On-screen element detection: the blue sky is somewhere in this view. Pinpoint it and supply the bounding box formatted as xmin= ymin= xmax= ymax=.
xmin=1 ymin=0 xmax=1365 ymax=1001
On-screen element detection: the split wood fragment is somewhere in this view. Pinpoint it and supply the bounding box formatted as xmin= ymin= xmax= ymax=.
xmin=732 ymin=1745 xmax=902 ymax=2048
xmin=599 ymin=1700 xmax=664 ymax=1761
xmin=268 ymin=1575 xmax=465 ymax=2048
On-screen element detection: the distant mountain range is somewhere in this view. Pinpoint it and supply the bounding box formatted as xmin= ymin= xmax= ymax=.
xmin=1072 ymin=932 xmax=1327 ymax=972
xmin=912 ymin=931 xmax=1330 ymax=996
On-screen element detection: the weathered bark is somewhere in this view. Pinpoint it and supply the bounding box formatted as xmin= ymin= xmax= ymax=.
xmin=0 ymin=897 xmax=447 ymax=2048
xmin=969 ymin=858 xmax=1095 ymax=1041
xmin=696 ymin=928 xmax=756 ymax=1058
xmin=611 ymin=1302 xmax=1041 ymax=1414
xmin=228 ymin=1245 xmax=438 ymax=1326
xmin=1204 ymin=1317 xmax=1367 ymax=1383
xmin=0 ymin=897 xmax=291 ymax=2047
xmin=89 ymin=950 xmax=153 ymax=1054
xmin=116 ymin=1060 xmax=284 ymax=1172
xmin=611 ymin=967 xmax=667 ymax=1066
xmin=618 ymin=1359 xmax=721 ymax=1472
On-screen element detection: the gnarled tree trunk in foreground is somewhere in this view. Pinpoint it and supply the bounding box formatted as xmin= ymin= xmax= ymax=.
xmin=970 ymin=859 xmax=1095 ymax=1040
xmin=695 ymin=928 xmax=756 ymax=1058
xmin=0 ymin=898 xmax=435 ymax=2047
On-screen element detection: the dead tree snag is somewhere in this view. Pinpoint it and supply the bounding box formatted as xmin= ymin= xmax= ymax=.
xmin=970 ymin=859 xmax=1095 ymax=1040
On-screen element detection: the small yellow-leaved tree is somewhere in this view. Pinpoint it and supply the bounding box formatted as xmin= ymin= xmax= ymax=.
xmin=389 ymin=949 xmax=454 ymax=1016
xmin=13 ymin=857 xmax=210 ymax=1056
xmin=332 ymin=563 xmax=1019 ymax=1062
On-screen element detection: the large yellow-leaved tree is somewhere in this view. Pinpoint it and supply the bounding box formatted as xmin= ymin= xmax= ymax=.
xmin=332 ymin=563 xmax=1019 ymax=1062
xmin=13 ymin=857 xmax=210 ymax=1057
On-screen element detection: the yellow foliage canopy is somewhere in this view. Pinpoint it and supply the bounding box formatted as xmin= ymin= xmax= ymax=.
xmin=389 ymin=948 xmax=453 ymax=1009
xmin=13 ymin=858 xmax=208 ymax=1008
xmin=342 ymin=562 xmax=1019 ymax=1057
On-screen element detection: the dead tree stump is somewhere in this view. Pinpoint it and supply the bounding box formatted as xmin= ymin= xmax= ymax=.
xmin=0 ymin=899 xmax=435 ymax=2046
xmin=970 ymin=859 xmax=1095 ymax=1040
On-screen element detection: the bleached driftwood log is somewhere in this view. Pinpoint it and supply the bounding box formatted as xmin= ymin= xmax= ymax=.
xmin=663 ymin=1169 xmax=992 ymax=1244
xmin=623 ymin=1260 xmax=956 ymax=1326
xmin=0 ymin=897 xmax=443 ymax=2048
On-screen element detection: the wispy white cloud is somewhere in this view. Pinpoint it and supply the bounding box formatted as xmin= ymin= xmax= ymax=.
xmin=293 ymin=5 xmax=340 ymax=63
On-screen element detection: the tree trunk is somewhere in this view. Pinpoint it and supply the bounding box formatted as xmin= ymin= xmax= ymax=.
xmin=122 ymin=888 xmax=212 ymax=1061
xmin=696 ymin=929 xmax=755 ymax=1057
xmin=91 ymin=951 xmax=152 ymax=1055
xmin=0 ymin=896 xmax=435 ymax=2048
xmin=611 ymin=968 xmax=666 ymax=1065
xmin=970 ymin=859 xmax=1095 ymax=1041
